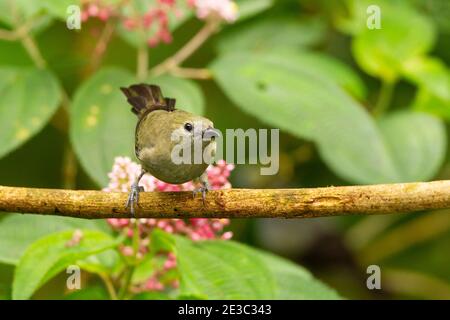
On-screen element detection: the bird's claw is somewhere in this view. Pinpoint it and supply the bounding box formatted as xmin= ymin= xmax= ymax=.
xmin=125 ymin=184 xmax=144 ymax=216
xmin=192 ymin=186 xmax=209 ymax=205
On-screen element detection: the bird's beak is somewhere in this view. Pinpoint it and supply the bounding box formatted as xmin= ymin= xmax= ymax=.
xmin=202 ymin=127 xmax=220 ymax=141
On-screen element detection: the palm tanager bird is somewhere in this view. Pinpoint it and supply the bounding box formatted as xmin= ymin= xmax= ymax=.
xmin=120 ymin=84 xmax=219 ymax=215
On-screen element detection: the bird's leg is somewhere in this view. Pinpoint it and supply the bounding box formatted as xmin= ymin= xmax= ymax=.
xmin=126 ymin=170 xmax=146 ymax=216
xmin=192 ymin=172 xmax=210 ymax=205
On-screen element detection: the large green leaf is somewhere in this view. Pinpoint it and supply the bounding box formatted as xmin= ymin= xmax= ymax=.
xmin=401 ymin=56 xmax=450 ymax=101
xmin=0 ymin=214 xmax=109 ymax=265
xmin=0 ymin=67 xmax=61 ymax=159
xmin=174 ymin=236 xmax=340 ymax=299
xmin=212 ymin=50 xmax=398 ymax=184
xmin=283 ymin=50 xmax=366 ymax=99
xmin=255 ymin=251 xmax=341 ymax=299
xmin=211 ymin=50 xmax=446 ymax=183
xmin=70 ymin=67 xmax=138 ymax=186
xmin=216 ymin=15 xmax=326 ymax=55
xmin=77 ymin=249 xmax=123 ymax=276
xmin=351 ymin=2 xmax=435 ymax=81
xmin=234 ymin=0 xmax=273 ymax=21
xmin=413 ymin=89 xmax=450 ymax=121
xmin=12 ymin=229 xmax=120 ymax=300
xmin=64 ymin=285 xmax=110 ymax=300
xmin=175 ymin=237 xmax=276 ymax=299
xmin=70 ymin=68 xmax=205 ymax=186
xmin=40 ymin=0 xmax=81 ymax=19
xmin=377 ymin=111 xmax=446 ymax=181
xmin=151 ymin=75 xmax=205 ymax=115
xmin=0 ymin=0 xmax=81 ymax=24
xmin=0 ymin=0 xmax=42 ymax=26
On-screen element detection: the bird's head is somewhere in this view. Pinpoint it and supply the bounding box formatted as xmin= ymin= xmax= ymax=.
xmin=169 ymin=110 xmax=220 ymax=147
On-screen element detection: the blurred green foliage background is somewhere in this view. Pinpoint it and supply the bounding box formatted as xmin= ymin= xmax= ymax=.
xmin=0 ymin=0 xmax=449 ymax=299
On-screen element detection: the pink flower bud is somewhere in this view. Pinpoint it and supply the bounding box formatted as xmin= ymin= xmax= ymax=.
xmin=98 ymin=8 xmax=110 ymax=21
xmin=222 ymin=231 xmax=233 ymax=240
xmin=123 ymin=18 xmax=137 ymax=30
xmin=121 ymin=246 xmax=134 ymax=256
xmin=81 ymin=11 xmax=89 ymax=22
xmin=87 ymin=4 xmax=99 ymax=17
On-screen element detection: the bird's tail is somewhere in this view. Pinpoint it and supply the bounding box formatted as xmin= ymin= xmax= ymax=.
xmin=120 ymin=84 xmax=176 ymax=118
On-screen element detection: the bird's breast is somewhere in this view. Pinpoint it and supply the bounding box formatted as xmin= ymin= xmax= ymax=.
xmin=138 ymin=146 xmax=209 ymax=184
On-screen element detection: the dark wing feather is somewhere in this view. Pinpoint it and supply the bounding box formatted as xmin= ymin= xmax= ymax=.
xmin=120 ymin=84 xmax=176 ymax=118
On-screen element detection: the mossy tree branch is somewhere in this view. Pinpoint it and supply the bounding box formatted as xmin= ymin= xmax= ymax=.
xmin=0 ymin=181 xmax=449 ymax=219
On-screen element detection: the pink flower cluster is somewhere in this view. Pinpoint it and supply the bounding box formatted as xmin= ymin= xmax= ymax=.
xmin=81 ymin=0 xmax=179 ymax=47
xmin=121 ymin=0 xmax=178 ymax=47
xmin=81 ymin=0 xmax=238 ymax=47
xmin=104 ymin=156 xmax=233 ymax=195
xmin=104 ymin=156 xmax=234 ymax=292
xmin=81 ymin=1 xmax=114 ymax=22
xmin=104 ymin=156 xmax=234 ymax=243
xmin=134 ymin=252 xmax=179 ymax=292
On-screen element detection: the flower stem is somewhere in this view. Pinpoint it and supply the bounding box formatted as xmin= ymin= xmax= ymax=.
xmin=99 ymin=273 xmax=118 ymax=300
xmin=21 ymin=34 xmax=46 ymax=69
xmin=91 ymin=20 xmax=115 ymax=71
xmin=0 ymin=28 xmax=18 ymax=41
xmin=170 ymin=66 xmax=212 ymax=80
xmin=15 ymin=16 xmax=78 ymax=190
xmin=151 ymin=19 xmax=220 ymax=76
xmin=118 ymin=266 xmax=135 ymax=300
xmin=137 ymin=45 xmax=149 ymax=81
xmin=62 ymin=142 xmax=77 ymax=189
xmin=373 ymin=80 xmax=395 ymax=116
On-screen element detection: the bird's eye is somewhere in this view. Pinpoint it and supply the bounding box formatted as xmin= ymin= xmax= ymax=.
xmin=184 ymin=123 xmax=193 ymax=132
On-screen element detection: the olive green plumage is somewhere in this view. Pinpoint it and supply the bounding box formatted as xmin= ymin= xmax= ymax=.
xmin=120 ymin=83 xmax=217 ymax=185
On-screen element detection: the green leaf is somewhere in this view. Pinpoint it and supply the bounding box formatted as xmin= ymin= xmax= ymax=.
xmin=216 ymin=16 xmax=326 ymax=55
xmin=288 ymin=50 xmax=367 ymax=99
xmin=0 ymin=214 xmax=109 ymax=265
xmin=0 ymin=67 xmax=61 ymax=159
xmin=71 ymin=68 xmax=204 ymax=186
xmin=174 ymin=236 xmax=340 ymax=299
xmin=352 ymin=3 xmax=435 ymax=81
xmin=77 ymin=249 xmax=122 ymax=276
xmin=150 ymin=228 xmax=176 ymax=253
xmin=211 ymin=50 xmax=399 ymax=184
xmin=212 ymin=50 xmax=447 ymax=183
xmin=70 ymin=67 xmax=136 ymax=186
xmin=151 ymin=75 xmax=204 ymax=115
xmin=175 ymin=236 xmax=276 ymax=299
xmin=0 ymin=263 xmax=13 ymax=300
xmin=40 ymin=0 xmax=81 ymax=19
xmin=401 ymin=56 xmax=450 ymax=101
xmin=131 ymin=254 xmax=156 ymax=284
xmin=413 ymin=89 xmax=450 ymax=121
xmin=12 ymin=229 xmax=120 ymax=300
xmin=378 ymin=111 xmax=446 ymax=181
xmin=64 ymin=285 xmax=110 ymax=300
xmin=382 ymin=232 xmax=450 ymax=284
xmin=128 ymin=229 xmax=177 ymax=284
xmin=256 ymin=251 xmax=341 ymax=299
xmin=0 ymin=0 xmax=43 ymax=26
xmin=234 ymin=0 xmax=273 ymax=21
